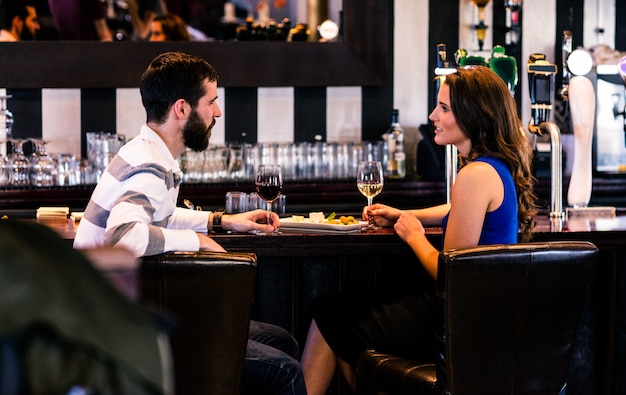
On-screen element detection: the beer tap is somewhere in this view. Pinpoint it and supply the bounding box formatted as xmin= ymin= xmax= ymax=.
xmin=434 ymin=44 xmax=457 ymax=203
xmin=565 ymin=48 xmax=595 ymax=209
xmin=527 ymin=53 xmax=563 ymax=218
xmin=566 ymin=48 xmax=615 ymax=216
xmin=560 ymin=30 xmax=573 ymax=102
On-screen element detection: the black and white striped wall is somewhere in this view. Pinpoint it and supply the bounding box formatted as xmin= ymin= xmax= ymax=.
xmin=3 ymin=0 xmax=624 ymax=168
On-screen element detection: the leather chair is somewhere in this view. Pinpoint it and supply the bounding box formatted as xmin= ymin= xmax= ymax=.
xmin=355 ymin=241 xmax=598 ymax=395
xmin=140 ymin=251 xmax=257 ymax=395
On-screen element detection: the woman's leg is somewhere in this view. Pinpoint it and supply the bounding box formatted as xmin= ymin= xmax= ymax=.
xmin=301 ymin=319 xmax=337 ymax=395
xmin=337 ymin=358 xmax=357 ymax=391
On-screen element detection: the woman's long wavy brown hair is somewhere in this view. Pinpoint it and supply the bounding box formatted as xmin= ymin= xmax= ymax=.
xmin=443 ymin=66 xmax=537 ymax=241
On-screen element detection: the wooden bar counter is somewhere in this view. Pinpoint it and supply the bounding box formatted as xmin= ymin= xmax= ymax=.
xmin=42 ymin=211 xmax=626 ymax=395
xmin=9 ymin=177 xmax=626 ymax=394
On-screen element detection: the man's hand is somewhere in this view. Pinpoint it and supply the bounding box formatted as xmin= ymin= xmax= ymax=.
xmin=222 ymin=209 xmax=280 ymax=234
xmin=198 ymin=233 xmax=227 ymax=252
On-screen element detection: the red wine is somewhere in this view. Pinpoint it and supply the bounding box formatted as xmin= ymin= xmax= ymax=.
xmin=256 ymin=184 xmax=282 ymax=201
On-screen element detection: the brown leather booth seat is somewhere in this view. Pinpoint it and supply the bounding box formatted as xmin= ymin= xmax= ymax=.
xmin=140 ymin=251 xmax=257 ymax=395
xmin=356 ymin=241 xmax=599 ymax=395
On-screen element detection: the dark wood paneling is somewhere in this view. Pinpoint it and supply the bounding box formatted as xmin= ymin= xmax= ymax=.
xmin=294 ymin=87 xmax=327 ymax=142
xmin=428 ymin=0 xmax=460 ymax=113
xmin=5 ymin=89 xmax=42 ymax=139
xmin=224 ymin=87 xmax=258 ymax=143
xmin=81 ymin=88 xmax=117 ymax=135
xmin=345 ymin=0 xmax=394 ymax=140
xmin=616 ymin=0 xmax=626 ymax=51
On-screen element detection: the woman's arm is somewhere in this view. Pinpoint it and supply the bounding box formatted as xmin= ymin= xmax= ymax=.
xmin=395 ymin=161 xmax=502 ymax=278
xmin=407 ymin=204 xmax=451 ymax=225
xmin=364 ymin=203 xmax=451 ymax=227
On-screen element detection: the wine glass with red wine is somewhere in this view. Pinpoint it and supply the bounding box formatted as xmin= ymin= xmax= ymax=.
xmin=255 ymin=164 xmax=283 ymax=231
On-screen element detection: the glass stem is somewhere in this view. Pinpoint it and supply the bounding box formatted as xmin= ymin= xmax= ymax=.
xmin=366 ymin=196 xmax=375 ymax=229
xmin=267 ymin=201 xmax=272 ymax=224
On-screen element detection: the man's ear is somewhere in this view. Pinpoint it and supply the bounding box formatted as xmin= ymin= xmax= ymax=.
xmin=173 ymin=99 xmax=188 ymax=119
xmin=12 ymin=15 xmax=22 ymax=30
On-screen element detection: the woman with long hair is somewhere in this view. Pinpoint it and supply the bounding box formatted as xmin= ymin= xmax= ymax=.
xmin=300 ymin=66 xmax=537 ymax=394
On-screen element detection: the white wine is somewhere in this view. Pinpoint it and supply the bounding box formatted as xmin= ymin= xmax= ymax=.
xmin=356 ymin=161 xmax=384 ymax=229
xmin=357 ymin=182 xmax=383 ymax=198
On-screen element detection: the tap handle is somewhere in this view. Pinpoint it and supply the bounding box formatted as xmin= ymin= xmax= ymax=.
xmin=527 ymin=54 xmax=558 ymax=133
xmin=434 ymin=44 xmax=456 ymax=90
xmin=490 ymin=45 xmax=518 ymax=94
xmin=561 ymin=30 xmax=573 ymax=100
xmin=567 ymin=76 xmax=595 ymax=208
xmin=436 ymin=43 xmax=448 ymax=69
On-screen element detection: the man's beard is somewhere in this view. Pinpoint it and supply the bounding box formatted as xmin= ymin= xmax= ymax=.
xmin=20 ymin=28 xmax=36 ymax=41
xmin=182 ymin=109 xmax=214 ymax=152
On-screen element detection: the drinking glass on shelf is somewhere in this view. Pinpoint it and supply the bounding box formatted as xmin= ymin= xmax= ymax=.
xmin=0 ymin=155 xmax=8 ymax=186
xmin=7 ymin=138 xmax=30 ymax=186
xmin=255 ymin=164 xmax=283 ymax=233
xmin=29 ymin=139 xmax=56 ymax=187
xmin=356 ymin=161 xmax=384 ymax=229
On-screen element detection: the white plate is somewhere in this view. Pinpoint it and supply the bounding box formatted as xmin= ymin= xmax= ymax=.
xmin=280 ymin=217 xmax=367 ymax=232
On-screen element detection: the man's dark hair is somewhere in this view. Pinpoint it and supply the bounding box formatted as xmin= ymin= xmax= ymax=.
xmin=2 ymin=0 xmax=33 ymax=29
xmin=139 ymin=52 xmax=219 ymax=124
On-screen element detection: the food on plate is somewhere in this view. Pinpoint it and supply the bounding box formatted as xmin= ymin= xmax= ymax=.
xmin=309 ymin=212 xmax=325 ymax=223
xmin=292 ymin=212 xmax=360 ymax=225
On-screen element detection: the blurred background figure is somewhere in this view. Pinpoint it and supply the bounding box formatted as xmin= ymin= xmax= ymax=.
xmin=46 ymin=0 xmax=112 ymax=40
xmin=125 ymin=0 xmax=165 ymax=40
xmin=162 ymin=0 xmax=250 ymax=40
xmin=0 ymin=0 xmax=41 ymax=41
xmin=149 ymin=13 xmax=190 ymax=41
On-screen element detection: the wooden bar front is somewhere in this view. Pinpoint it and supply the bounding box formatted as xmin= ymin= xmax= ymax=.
xmin=43 ymin=212 xmax=626 ymax=395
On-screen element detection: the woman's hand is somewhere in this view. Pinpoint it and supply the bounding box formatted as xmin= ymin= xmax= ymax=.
xmin=362 ymin=203 xmax=403 ymax=228
xmin=394 ymin=211 xmax=439 ymax=279
xmin=393 ymin=211 xmax=425 ymax=243
xmin=222 ymin=209 xmax=280 ymax=233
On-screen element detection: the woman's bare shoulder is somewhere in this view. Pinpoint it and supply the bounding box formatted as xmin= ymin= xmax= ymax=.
xmin=456 ymin=160 xmax=500 ymax=183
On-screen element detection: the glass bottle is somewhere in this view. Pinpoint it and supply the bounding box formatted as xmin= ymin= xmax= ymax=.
xmin=385 ymin=109 xmax=406 ymax=179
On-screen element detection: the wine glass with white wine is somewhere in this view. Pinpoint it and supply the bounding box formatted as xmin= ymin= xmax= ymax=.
xmin=356 ymin=161 xmax=384 ymax=229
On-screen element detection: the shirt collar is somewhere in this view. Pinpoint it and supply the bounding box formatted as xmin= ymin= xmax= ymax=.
xmin=140 ymin=124 xmax=183 ymax=182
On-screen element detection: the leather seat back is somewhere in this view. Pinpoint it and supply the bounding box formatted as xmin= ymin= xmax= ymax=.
xmin=437 ymin=241 xmax=598 ymax=394
xmin=141 ymin=251 xmax=257 ymax=395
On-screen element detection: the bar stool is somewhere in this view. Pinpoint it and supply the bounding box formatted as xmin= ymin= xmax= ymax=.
xmin=141 ymin=251 xmax=257 ymax=395
xmin=355 ymin=241 xmax=598 ymax=395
